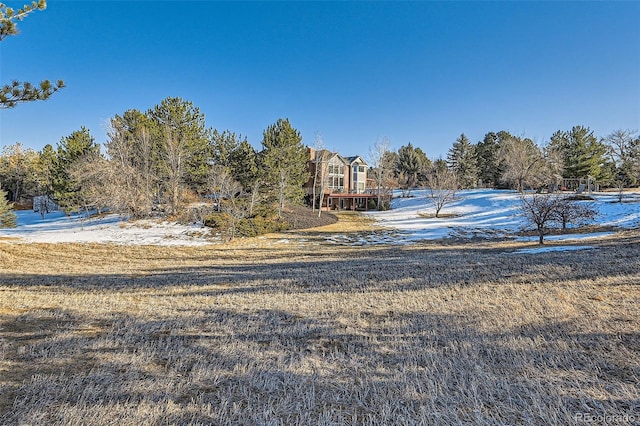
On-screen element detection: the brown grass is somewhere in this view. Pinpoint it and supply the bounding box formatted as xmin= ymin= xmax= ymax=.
xmin=0 ymin=226 xmax=639 ymax=425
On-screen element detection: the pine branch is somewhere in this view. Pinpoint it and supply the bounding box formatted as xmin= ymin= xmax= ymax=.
xmin=0 ymin=79 xmax=64 ymax=109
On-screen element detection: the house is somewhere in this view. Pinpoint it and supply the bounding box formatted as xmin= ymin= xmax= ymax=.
xmin=304 ymin=148 xmax=379 ymax=210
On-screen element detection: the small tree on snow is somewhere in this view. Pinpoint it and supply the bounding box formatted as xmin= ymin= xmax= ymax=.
xmin=519 ymin=194 xmax=562 ymax=244
xmin=425 ymin=162 xmax=458 ymax=218
xmin=552 ymin=197 xmax=597 ymax=232
xmin=519 ymin=193 xmax=597 ymax=244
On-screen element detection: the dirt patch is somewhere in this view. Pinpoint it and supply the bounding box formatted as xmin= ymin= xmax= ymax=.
xmin=281 ymin=205 xmax=338 ymax=230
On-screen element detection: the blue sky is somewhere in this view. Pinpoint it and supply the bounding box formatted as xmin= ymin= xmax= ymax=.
xmin=1 ymin=1 xmax=639 ymax=159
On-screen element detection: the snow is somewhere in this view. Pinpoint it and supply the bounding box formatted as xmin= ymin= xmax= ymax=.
xmin=510 ymin=245 xmax=595 ymax=255
xmin=363 ymin=189 xmax=640 ymax=248
xmin=0 ymin=189 xmax=638 ymax=248
xmin=0 ymin=210 xmax=213 ymax=246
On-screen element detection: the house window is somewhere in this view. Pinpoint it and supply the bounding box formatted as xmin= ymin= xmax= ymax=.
xmin=359 ymin=166 xmax=365 ymax=173
xmin=328 ymin=160 xmax=345 ymax=191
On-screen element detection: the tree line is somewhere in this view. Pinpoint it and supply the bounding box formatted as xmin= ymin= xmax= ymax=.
xmin=380 ymin=127 xmax=639 ymax=198
xmin=0 ymin=97 xmax=310 ymax=236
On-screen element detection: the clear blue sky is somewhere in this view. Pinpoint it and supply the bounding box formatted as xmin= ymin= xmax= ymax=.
xmin=1 ymin=1 xmax=639 ymax=159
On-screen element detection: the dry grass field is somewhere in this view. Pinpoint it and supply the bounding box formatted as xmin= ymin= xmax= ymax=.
xmin=0 ymin=216 xmax=639 ymax=425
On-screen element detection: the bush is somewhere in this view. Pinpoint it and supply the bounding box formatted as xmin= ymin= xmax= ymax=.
xmin=203 ymin=212 xmax=232 ymax=230
xmin=0 ymin=188 xmax=17 ymax=228
xmin=204 ymin=210 xmax=289 ymax=239
xmin=236 ymin=215 xmax=288 ymax=237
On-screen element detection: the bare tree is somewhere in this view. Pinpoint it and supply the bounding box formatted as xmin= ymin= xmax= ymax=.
xmin=368 ymin=137 xmax=395 ymax=210
xmin=207 ymin=165 xmax=240 ymax=212
xmin=68 ymin=152 xmax=111 ymax=218
xmin=552 ymin=196 xmax=597 ymax=232
xmin=519 ymin=193 xmax=596 ymax=244
xmin=425 ymin=164 xmax=458 ymax=218
xmin=519 ymin=193 xmax=562 ymax=244
xmin=161 ymin=126 xmax=186 ymax=215
xmin=498 ymin=137 xmax=547 ymax=192
xmin=104 ymin=121 xmax=156 ymax=217
xmin=311 ymin=134 xmax=329 ymax=217
xmin=603 ymin=129 xmax=640 ymax=196
xmin=205 ymin=165 xmax=246 ymax=240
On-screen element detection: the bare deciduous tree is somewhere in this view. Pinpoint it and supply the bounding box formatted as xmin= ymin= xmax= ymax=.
xmin=369 ymin=137 xmax=395 ymax=210
xmin=519 ymin=193 xmax=561 ymax=244
xmin=311 ymin=134 xmax=330 ymax=217
xmin=105 ymin=121 xmax=156 ymax=217
xmin=552 ymin=197 xmax=597 ymax=232
xmin=161 ymin=126 xmax=187 ymax=215
xmin=425 ymin=163 xmax=458 ymax=218
xmin=498 ymin=137 xmax=547 ymax=192
xmin=519 ymin=193 xmax=597 ymax=244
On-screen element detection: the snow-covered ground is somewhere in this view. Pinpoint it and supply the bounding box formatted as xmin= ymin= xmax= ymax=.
xmin=0 ymin=210 xmax=213 ymax=246
xmin=0 ymin=189 xmax=638 ymax=248
xmin=365 ymin=189 xmax=640 ymax=251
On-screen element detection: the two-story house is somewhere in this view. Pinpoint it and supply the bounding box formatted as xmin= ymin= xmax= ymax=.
xmin=305 ymin=148 xmax=378 ymax=210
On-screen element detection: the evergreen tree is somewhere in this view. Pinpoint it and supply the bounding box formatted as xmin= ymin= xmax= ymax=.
xmin=396 ymin=143 xmax=430 ymax=196
xmin=447 ymin=133 xmax=478 ymax=189
xmin=229 ymin=139 xmax=259 ymax=192
xmin=0 ymin=185 xmax=17 ymax=228
xmin=55 ymin=126 xmax=100 ymax=211
xmin=259 ymin=118 xmax=309 ymax=217
xmin=34 ymin=144 xmax=57 ymax=197
xmin=475 ymin=132 xmax=511 ymax=188
xmin=0 ymin=1 xmax=64 ymax=108
xmin=210 ymin=130 xmax=244 ymax=169
xmin=549 ymin=126 xmax=611 ymax=181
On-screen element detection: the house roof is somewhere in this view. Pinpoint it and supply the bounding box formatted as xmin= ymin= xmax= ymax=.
xmin=345 ymin=155 xmax=367 ymax=166
xmin=313 ymin=149 xmax=349 ymax=165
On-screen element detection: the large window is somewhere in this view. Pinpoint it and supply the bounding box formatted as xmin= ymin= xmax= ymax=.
xmin=328 ymin=160 xmax=345 ymax=191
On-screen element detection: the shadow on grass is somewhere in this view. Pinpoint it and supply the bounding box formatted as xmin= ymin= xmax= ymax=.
xmin=1 ymin=305 xmax=639 ymax=424
xmin=0 ymin=233 xmax=639 ymax=423
xmin=2 ymin=232 xmax=639 ymax=295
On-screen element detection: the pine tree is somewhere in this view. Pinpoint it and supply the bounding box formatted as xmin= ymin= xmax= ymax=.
xmin=210 ymin=130 xmax=243 ymax=169
xmin=396 ymin=143 xmax=430 ymax=196
xmin=0 ymin=186 xmax=17 ymax=228
xmin=229 ymin=139 xmax=259 ymax=192
xmin=54 ymin=127 xmax=100 ymax=211
xmin=260 ymin=118 xmax=309 ymax=217
xmin=476 ymin=132 xmax=508 ymax=188
xmin=549 ymin=126 xmax=611 ymax=181
xmin=447 ymin=134 xmax=478 ymax=189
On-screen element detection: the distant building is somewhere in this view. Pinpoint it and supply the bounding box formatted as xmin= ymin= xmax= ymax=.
xmin=304 ymin=148 xmax=380 ymax=210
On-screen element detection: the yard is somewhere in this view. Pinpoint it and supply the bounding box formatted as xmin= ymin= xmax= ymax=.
xmin=1 ymin=223 xmax=638 ymax=424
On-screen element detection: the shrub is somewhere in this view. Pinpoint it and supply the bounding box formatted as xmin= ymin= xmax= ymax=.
xmin=0 ymin=187 xmax=17 ymax=228
xmin=204 ymin=209 xmax=289 ymax=239
xmin=203 ymin=212 xmax=232 ymax=230
xmin=236 ymin=215 xmax=289 ymax=237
